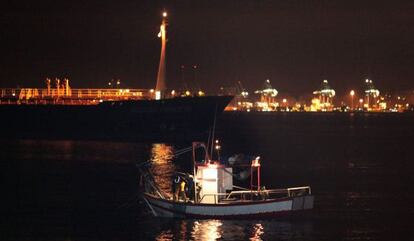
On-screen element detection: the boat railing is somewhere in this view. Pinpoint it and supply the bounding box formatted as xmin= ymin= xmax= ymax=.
xmin=199 ymin=193 xmax=228 ymax=204
xmin=226 ymin=189 xmax=282 ymax=201
xmin=287 ymin=186 xmax=312 ymax=197
xmin=226 ymin=186 xmax=311 ymax=201
xmin=198 ymin=186 xmax=311 ymax=204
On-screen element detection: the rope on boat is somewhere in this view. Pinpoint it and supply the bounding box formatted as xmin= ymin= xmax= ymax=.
xmin=172 ymin=144 xmax=207 ymax=158
xmin=137 ymin=161 xmax=167 ymax=199
xmin=173 ymin=146 xmax=193 ymax=157
xmin=232 ymin=185 xmax=250 ymax=191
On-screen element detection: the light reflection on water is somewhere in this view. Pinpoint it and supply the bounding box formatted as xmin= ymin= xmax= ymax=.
xmin=191 ymin=220 xmax=223 ymax=241
xmin=150 ymin=143 xmax=175 ymax=197
xmin=153 ymin=219 xmax=313 ymax=241
xmin=155 ymin=220 xmax=225 ymax=241
xmin=250 ymin=223 xmax=264 ymax=241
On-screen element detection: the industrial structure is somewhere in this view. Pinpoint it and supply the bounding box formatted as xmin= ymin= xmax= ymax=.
xmin=312 ymin=80 xmax=336 ymax=111
xmin=254 ymin=79 xmax=278 ymax=111
xmin=363 ymin=79 xmax=380 ymax=110
xmin=220 ymin=77 xmax=412 ymax=112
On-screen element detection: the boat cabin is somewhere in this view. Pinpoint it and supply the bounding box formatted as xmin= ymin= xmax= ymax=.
xmin=195 ymin=161 xmax=233 ymax=204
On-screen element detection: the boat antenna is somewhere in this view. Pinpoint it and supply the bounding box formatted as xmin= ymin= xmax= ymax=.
xmin=192 ymin=142 xmax=197 ymax=203
xmin=206 ymin=127 xmax=212 ymax=156
xmin=210 ymin=103 xmax=218 ymax=159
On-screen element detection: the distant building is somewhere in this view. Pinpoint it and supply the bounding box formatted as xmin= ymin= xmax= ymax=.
xmin=364 ymin=79 xmax=380 ymax=110
xmin=380 ymin=90 xmax=414 ymax=112
xmin=312 ymin=80 xmax=335 ymax=111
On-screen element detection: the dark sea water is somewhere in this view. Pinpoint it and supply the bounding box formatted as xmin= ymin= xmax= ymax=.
xmin=1 ymin=112 xmax=414 ymax=240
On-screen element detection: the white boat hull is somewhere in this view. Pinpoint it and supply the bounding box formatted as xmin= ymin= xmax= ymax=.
xmin=143 ymin=193 xmax=314 ymax=219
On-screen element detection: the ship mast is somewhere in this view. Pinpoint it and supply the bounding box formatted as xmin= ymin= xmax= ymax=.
xmin=155 ymin=11 xmax=168 ymax=100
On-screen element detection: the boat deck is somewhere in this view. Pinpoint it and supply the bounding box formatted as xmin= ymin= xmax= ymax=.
xmin=0 ymin=88 xmax=151 ymax=105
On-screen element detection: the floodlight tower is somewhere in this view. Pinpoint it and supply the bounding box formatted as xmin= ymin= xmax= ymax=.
xmin=364 ymin=79 xmax=380 ymax=109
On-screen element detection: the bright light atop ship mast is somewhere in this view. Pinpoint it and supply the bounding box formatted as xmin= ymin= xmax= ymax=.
xmin=155 ymin=11 xmax=168 ymax=100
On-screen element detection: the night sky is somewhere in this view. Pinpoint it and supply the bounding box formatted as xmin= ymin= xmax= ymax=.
xmin=1 ymin=0 xmax=414 ymax=97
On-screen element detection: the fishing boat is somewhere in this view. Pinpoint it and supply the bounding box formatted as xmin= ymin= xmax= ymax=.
xmin=139 ymin=142 xmax=314 ymax=219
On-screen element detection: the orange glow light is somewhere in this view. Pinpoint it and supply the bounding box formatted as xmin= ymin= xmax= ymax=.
xmin=251 ymin=156 xmax=261 ymax=167
xmin=207 ymin=162 xmax=219 ymax=169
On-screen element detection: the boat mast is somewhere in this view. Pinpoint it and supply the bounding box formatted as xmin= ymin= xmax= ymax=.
xmin=155 ymin=11 xmax=168 ymax=100
xmin=192 ymin=142 xmax=198 ymax=203
xmin=192 ymin=142 xmax=210 ymax=203
xmin=209 ymin=104 xmax=218 ymax=159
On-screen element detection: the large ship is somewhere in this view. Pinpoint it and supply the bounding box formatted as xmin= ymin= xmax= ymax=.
xmin=0 ymin=12 xmax=233 ymax=141
xmin=0 ymin=95 xmax=232 ymax=141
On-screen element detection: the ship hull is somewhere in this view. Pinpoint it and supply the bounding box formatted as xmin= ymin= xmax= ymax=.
xmin=143 ymin=193 xmax=314 ymax=219
xmin=0 ymin=96 xmax=232 ymax=141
